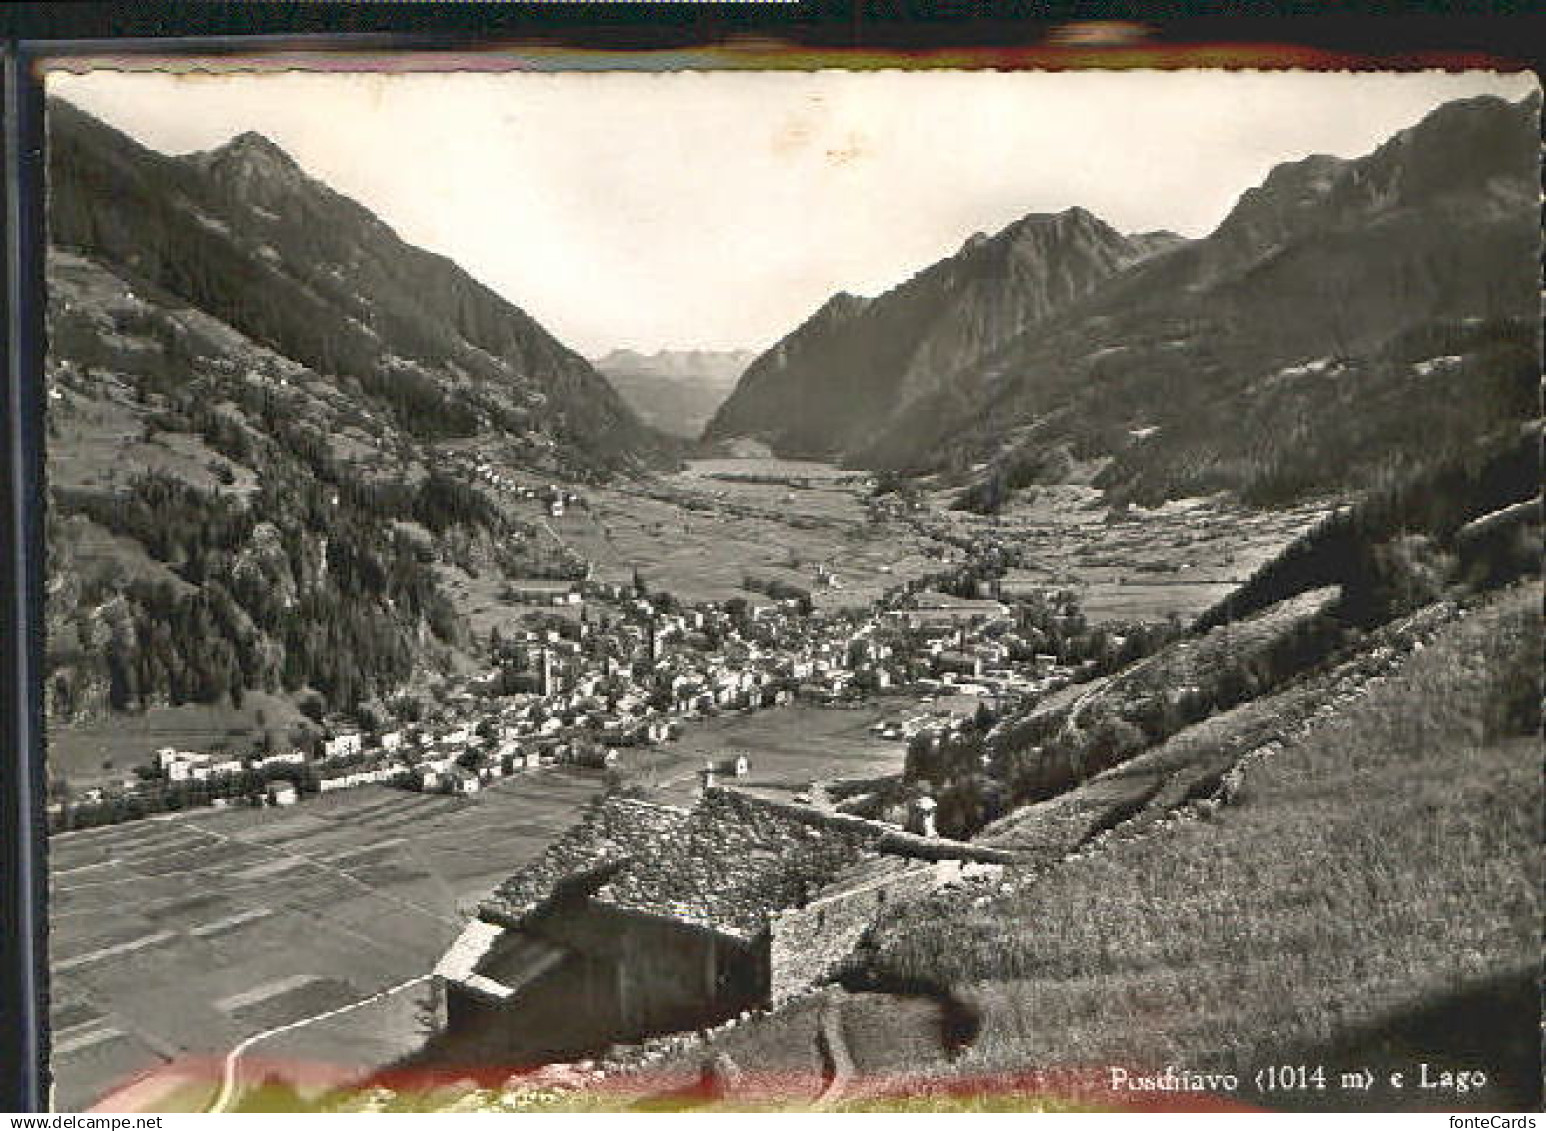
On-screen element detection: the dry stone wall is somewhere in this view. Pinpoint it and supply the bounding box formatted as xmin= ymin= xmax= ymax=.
xmin=767 ymin=858 xmax=1007 ymax=1005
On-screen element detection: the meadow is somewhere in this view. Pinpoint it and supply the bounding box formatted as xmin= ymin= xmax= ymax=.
xmin=947 ymin=483 xmax=1327 ymax=624
xmin=631 ymin=697 xmax=919 ymax=804
xmin=554 ymin=462 xmax=953 ymax=608
xmin=47 ymin=691 xmax=307 ymax=791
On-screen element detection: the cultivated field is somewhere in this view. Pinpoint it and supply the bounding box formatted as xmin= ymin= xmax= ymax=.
xmin=622 ymin=698 xmax=923 ymax=805
xmin=935 ymin=483 xmax=1327 ymax=624
xmin=547 ymin=460 xmax=949 ymax=609
xmin=50 ymin=771 xmax=599 ymax=1112
xmin=523 ymin=459 xmax=1325 ymax=624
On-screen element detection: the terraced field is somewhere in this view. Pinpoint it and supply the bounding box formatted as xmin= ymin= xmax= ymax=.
xmin=49 ymin=771 xmax=599 ymax=1111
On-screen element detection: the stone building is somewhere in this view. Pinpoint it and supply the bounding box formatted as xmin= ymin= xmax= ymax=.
xmin=431 ymin=787 xmax=1014 ymax=1066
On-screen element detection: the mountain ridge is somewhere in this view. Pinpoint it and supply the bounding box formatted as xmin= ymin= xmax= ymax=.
xmin=48 ymin=97 xmax=669 ymax=473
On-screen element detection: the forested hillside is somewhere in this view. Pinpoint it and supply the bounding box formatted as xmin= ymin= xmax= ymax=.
xmin=708 ymin=93 xmax=1538 ymax=514
xmin=43 ymin=101 xmax=661 ymax=734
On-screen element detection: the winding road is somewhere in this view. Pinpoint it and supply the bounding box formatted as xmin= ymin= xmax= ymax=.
xmin=207 ymin=974 xmax=432 ymax=1113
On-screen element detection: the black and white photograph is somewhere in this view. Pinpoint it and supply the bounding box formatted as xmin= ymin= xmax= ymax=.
xmin=34 ymin=57 xmax=1541 ymax=1113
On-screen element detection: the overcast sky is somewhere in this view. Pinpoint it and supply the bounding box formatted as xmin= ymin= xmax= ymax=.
xmin=48 ymin=67 xmax=1536 ymax=356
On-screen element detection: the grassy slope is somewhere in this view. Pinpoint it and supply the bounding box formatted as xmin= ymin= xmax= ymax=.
xmin=859 ymin=581 xmax=1540 ymax=1109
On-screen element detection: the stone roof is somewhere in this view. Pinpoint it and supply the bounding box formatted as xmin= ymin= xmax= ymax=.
xmin=480 ymin=790 xmax=881 ymax=939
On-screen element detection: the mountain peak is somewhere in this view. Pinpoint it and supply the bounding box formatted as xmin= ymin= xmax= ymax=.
xmin=960 ymin=231 xmax=990 ymax=254
xmin=707 ymin=202 xmax=1141 ymax=455
xmin=816 ymin=291 xmax=870 ymax=319
xmin=1008 ymin=205 xmax=1117 ymax=239
xmin=189 ymin=130 xmax=306 ymax=191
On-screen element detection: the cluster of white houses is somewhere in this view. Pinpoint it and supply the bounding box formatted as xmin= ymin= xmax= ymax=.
xmin=53 ymin=578 xmax=1088 ymax=830
xmin=454 ymin=450 xmax=584 ymax=520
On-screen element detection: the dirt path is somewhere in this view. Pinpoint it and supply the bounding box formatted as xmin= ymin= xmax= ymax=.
xmin=812 ymin=998 xmax=855 ymax=1109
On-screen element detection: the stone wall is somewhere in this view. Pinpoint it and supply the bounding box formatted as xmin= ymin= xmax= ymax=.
xmin=707 ymin=787 xmax=1019 ymax=864
xmin=767 ymin=858 xmax=928 ymax=1006
xmin=767 ymin=856 xmax=1010 ymax=1005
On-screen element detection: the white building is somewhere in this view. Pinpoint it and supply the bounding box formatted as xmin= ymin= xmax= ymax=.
xmin=322 ymin=732 xmax=363 ymax=760
xmin=266 ymin=781 xmax=299 ymax=807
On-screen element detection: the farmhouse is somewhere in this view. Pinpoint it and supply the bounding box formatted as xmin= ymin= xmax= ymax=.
xmin=430 ymin=787 xmax=1016 ymax=1066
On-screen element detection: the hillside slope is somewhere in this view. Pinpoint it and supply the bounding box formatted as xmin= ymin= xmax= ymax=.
xmin=48 ymin=98 xmax=666 ymax=472
xmin=845 ymin=582 xmax=1539 ymax=1111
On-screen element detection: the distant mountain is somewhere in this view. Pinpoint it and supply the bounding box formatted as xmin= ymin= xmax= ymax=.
xmin=704 ymin=207 xmax=1176 ymax=458
xmin=592 ymin=348 xmax=752 ymax=438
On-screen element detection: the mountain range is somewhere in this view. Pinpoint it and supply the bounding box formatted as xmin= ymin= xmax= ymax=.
xmin=593 ymin=348 xmax=753 ymax=439
xmin=707 ymin=93 xmax=1541 ymax=509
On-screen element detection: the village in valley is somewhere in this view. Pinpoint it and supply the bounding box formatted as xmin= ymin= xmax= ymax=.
xmin=48 ymin=471 xmax=1114 ymax=832
xmin=45 ymin=459 xmax=1233 ymax=1113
